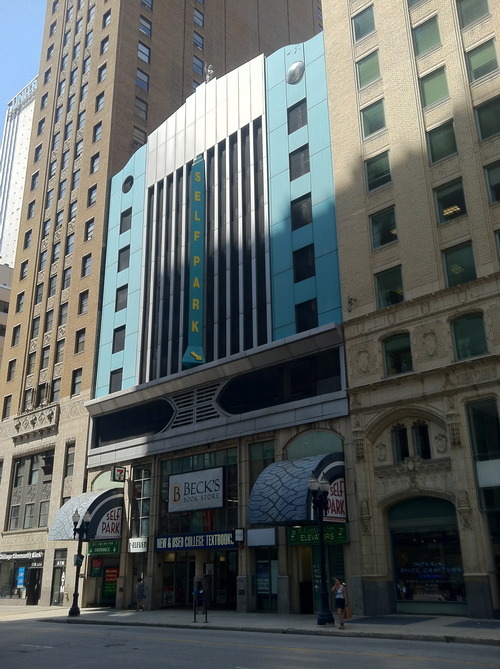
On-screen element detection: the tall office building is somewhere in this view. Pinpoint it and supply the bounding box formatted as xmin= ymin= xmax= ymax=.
xmin=0 ymin=79 xmax=38 ymax=267
xmin=323 ymin=0 xmax=499 ymax=617
xmin=0 ymin=0 xmax=322 ymax=607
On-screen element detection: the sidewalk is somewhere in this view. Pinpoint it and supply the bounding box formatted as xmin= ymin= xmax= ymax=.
xmin=0 ymin=604 xmax=499 ymax=646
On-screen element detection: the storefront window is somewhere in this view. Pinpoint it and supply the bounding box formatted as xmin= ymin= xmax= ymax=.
xmin=132 ymin=466 xmax=151 ymax=538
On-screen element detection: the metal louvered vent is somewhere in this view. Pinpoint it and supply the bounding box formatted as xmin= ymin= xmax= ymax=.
xmin=170 ymin=384 xmax=222 ymax=427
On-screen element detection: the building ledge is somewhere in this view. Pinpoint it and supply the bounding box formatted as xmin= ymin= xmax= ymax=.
xmin=12 ymin=404 xmax=60 ymax=443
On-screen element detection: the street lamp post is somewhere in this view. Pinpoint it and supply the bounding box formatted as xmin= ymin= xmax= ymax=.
xmin=308 ymin=474 xmax=334 ymax=625
xmin=68 ymin=509 xmax=91 ymax=617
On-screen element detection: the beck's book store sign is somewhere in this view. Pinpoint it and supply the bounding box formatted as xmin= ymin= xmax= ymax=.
xmin=168 ymin=467 xmax=223 ymax=512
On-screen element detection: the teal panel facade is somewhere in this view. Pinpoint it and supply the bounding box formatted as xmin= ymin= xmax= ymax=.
xmin=94 ymin=146 xmax=147 ymax=397
xmin=266 ymin=33 xmax=342 ymax=338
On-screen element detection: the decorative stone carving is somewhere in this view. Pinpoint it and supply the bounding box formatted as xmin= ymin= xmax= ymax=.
xmin=12 ymin=488 xmax=22 ymax=504
xmin=353 ymin=429 xmax=365 ymax=461
xmin=423 ymin=331 xmax=437 ymax=357
xmin=13 ymin=404 xmax=60 ymax=442
xmin=456 ymin=490 xmax=473 ymax=530
xmin=41 ymin=483 xmax=52 ymax=500
xmin=26 ymin=485 xmax=37 ymax=502
xmin=375 ymin=442 xmax=388 ymax=463
xmin=447 ymin=419 xmax=462 ymax=448
xmin=63 ymin=477 xmax=73 ymax=497
xmin=434 ymin=433 xmax=448 ymax=454
xmin=357 ymin=350 xmax=369 ymax=373
xmin=359 ymin=499 xmax=371 ymax=535
xmin=375 ymin=458 xmax=452 ymax=501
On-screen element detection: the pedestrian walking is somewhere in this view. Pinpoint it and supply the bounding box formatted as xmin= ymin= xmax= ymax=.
xmin=136 ymin=578 xmax=145 ymax=611
xmin=331 ymin=578 xmax=347 ymax=629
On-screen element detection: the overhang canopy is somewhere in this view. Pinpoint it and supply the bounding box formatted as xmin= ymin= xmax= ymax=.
xmin=48 ymin=488 xmax=124 ymax=541
xmin=247 ymin=452 xmax=344 ymax=526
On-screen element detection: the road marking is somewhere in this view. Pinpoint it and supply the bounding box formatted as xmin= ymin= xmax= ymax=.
xmin=20 ymin=644 xmax=54 ymax=649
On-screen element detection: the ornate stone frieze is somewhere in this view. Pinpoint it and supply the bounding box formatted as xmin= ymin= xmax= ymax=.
xmin=375 ymin=442 xmax=388 ymax=463
xmin=456 ymin=490 xmax=473 ymax=531
xmin=13 ymin=404 xmax=60 ymax=443
xmin=353 ymin=426 xmax=365 ymax=461
xmin=375 ymin=457 xmax=452 ymax=500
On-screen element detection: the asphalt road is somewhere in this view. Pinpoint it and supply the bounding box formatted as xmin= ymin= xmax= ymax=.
xmin=0 ymin=621 xmax=499 ymax=669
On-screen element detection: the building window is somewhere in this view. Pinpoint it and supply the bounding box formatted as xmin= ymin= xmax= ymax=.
xmin=98 ymin=63 xmax=107 ymax=82
xmin=84 ymin=219 xmax=94 ymax=241
xmin=77 ymin=110 xmax=86 ymax=130
xmin=66 ymin=233 xmax=75 ymax=256
xmin=34 ymin=144 xmax=43 ymax=162
xmin=115 ymin=285 xmax=128 ymax=311
xmin=41 ymin=347 xmax=50 ymax=370
xmin=47 ymin=44 xmax=54 ymax=60
xmin=58 ymin=79 xmax=66 ymax=98
xmin=44 ymin=68 xmax=51 ymax=85
xmin=55 ymin=339 xmax=65 ymax=363
xmin=466 ymin=398 xmax=499 ymax=462
xmin=71 ymin=169 xmax=80 ymax=191
xmin=27 ymin=201 xmax=35 ymax=218
xmin=63 ymin=267 xmax=72 ymax=289
xmin=95 ymin=91 xmax=105 ymax=111
xmin=194 ymin=31 xmax=203 ymax=50
xmin=427 ymin=120 xmax=457 ymax=163
xmin=466 ymin=39 xmax=498 ymax=82
xmin=295 ymin=298 xmax=318 ymax=333
xmin=64 ymin=443 xmax=75 ymax=477
xmin=72 ymin=43 xmax=80 ymax=61
xmin=485 ymin=161 xmax=500 ymax=202
xmin=136 ymin=69 xmax=149 ymax=90
xmin=31 ymin=316 xmax=40 ymax=339
xmin=452 ymin=313 xmax=488 ymax=360
xmin=293 ymin=244 xmax=315 ymax=283
xmin=134 ymin=97 xmax=148 ymax=120
xmin=86 ymin=30 xmax=93 ymax=48
xmin=44 ymin=309 xmax=54 ymax=333
xmin=291 ymin=193 xmax=312 ymax=230
xmin=69 ymin=201 xmax=78 ymax=221
xmin=413 ymin=16 xmax=441 ymax=57
xmin=81 ymin=81 xmax=88 ymax=100
xmin=118 ymin=245 xmax=130 ymax=272
xmin=88 ymin=5 xmax=95 ymax=22
xmin=357 ymin=51 xmax=380 ymax=88
xmin=384 ymin=333 xmax=413 ymax=375
xmin=120 ymin=208 xmax=132 ymax=233
xmin=420 ymin=67 xmax=449 ymax=108
xmin=139 ymin=15 xmax=152 ymax=36
xmin=81 ymin=254 xmax=92 ymax=277
xmin=55 ymin=104 xmax=63 ymax=122
xmin=48 ymin=274 xmax=57 ymax=296
xmin=138 ymin=42 xmax=151 ymax=63
xmin=443 ymin=242 xmax=477 ymax=287
xmin=353 ymin=5 xmax=375 ymax=42
xmin=457 ymin=0 xmax=490 ymax=29
xmin=371 ymin=206 xmax=397 ymax=248
xmin=52 ymin=241 xmax=61 ymax=263
xmin=67 ymin=94 xmax=75 ymax=112
xmin=366 ymin=151 xmax=391 ymax=190
xmin=27 ymin=352 xmax=36 ymax=375
xmin=361 ymin=99 xmax=385 ymax=138
xmin=37 ymin=118 xmax=46 ymax=136
xmin=9 ymin=506 xmax=20 ymax=530
xmin=288 ymin=99 xmax=308 ymax=134
xmin=35 ymin=283 xmax=44 ymax=304
xmin=112 ymin=325 xmax=126 ymax=353
xmin=109 ymin=369 xmax=123 ymax=393
xmin=7 ymin=360 xmax=16 ymax=382
xmin=51 ymin=378 xmax=61 ymax=403
xmin=193 ymin=55 xmax=203 ymax=76
xmin=20 ymin=260 xmax=29 ymax=280
xmin=58 ymin=302 xmax=68 ymax=327
xmin=93 ymin=122 xmax=103 ymax=142
xmin=194 ymin=8 xmax=204 ymax=27
xmin=476 ymin=96 xmax=500 ymax=140
xmin=49 ymin=21 xmax=57 ymax=37
xmin=100 ymin=36 xmax=109 ymax=55
xmin=90 ymin=153 xmax=100 ymax=174
xmin=39 ymin=249 xmax=47 ymax=270
xmin=141 ymin=0 xmax=153 ymax=10
xmin=38 ymin=501 xmax=50 ymax=528
xmin=71 ymin=368 xmax=82 ymax=396
xmin=392 ymin=424 xmax=410 ymax=462
xmin=2 ymin=395 xmax=12 ymax=419
xmin=87 ymin=185 xmax=97 ymax=206
xmin=376 ymin=265 xmax=404 ymax=308
xmin=75 ymin=328 xmax=86 ymax=353
xmin=435 ymin=179 xmax=467 ymax=223
xmin=103 ymin=9 xmax=111 ymax=27
xmin=78 ymin=290 xmax=89 ymax=315
xmin=75 ymin=140 xmax=83 ymax=159
xmin=23 ymin=230 xmax=32 ymax=249
xmin=15 ymin=292 xmax=25 ymax=313
xmin=52 ymin=131 xmax=60 ymax=151
xmin=31 ymin=172 xmax=39 ymax=191
xmin=58 ymin=179 xmax=67 ymax=200
xmin=132 ymin=126 xmax=147 ymax=147
xmin=289 ymin=145 xmax=310 ymax=181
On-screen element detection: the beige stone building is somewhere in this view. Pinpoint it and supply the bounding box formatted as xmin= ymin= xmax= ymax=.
xmin=324 ymin=0 xmax=500 ymax=617
xmin=0 ymin=0 xmax=322 ymax=607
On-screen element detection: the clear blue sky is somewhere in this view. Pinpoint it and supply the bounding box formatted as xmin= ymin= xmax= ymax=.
xmin=0 ymin=2 xmax=46 ymax=111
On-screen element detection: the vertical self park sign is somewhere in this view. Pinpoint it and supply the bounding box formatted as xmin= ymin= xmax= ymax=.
xmin=182 ymin=155 xmax=206 ymax=369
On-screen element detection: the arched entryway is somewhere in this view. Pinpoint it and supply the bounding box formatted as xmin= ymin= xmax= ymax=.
xmin=388 ymin=496 xmax=466 ymax=615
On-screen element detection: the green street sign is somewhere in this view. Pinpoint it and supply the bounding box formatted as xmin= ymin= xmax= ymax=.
xmin=287 ymin=524 xmax=349 ymax=545
xmin=88 ymin=540 xmax=120 ymax=555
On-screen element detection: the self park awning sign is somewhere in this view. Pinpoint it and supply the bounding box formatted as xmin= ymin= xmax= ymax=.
xmin=182 ymin=155 xmax=206 ymax=369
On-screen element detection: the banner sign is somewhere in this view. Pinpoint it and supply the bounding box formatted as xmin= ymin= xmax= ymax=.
xmin=88 ymin=540 xmax=120 ymax=555
xmin=287 ymin=524 xmax=349 ymax=545
xmin=129 ymin=537 xmax=148 ymax=553
xmin=168 ymin=467 xmax=223 ymax=512
xmin=0 ymin=550 xmax=44 ymax=561
xmin=155 ymin=531 xmax=236 ymax=551
xmin=182 ymin=154 xmax=206 ymax=369
xmin=325 ymin=478 xmax=347 ymax=522
xmin=94 ymin=506 xmax=122 ymax=539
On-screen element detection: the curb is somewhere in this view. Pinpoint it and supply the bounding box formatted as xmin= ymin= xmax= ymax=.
xmin=47 ymin=617 xmax=500 ymax=647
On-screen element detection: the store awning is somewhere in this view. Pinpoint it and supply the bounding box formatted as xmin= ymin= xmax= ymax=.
xmin=247 ymin=452 xmax=344 ymax=526
xmin=48 ymin=488 xmax=124 ymax=541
